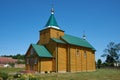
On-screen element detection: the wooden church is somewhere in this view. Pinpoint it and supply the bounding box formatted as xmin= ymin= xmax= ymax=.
xmin=25 ymin=8 xmax=96 ymax=73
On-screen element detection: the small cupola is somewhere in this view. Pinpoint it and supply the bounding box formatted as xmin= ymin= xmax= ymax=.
xmin=45 ymin=8 xmax=60 ymax=29
xmin=83 ymin=34 xmax=86 ymax=40
xmin=82 ymin=31 xmax=86 ymax=40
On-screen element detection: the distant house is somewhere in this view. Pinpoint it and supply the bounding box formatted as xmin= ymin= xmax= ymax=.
xmin=25 ymin=8 xmax=96 ymax=73
xmin=0 ymin=57 xmax=17 ymax=67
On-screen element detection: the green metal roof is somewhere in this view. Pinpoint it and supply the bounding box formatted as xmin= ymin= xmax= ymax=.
xmin=61 ymin=34 xmax=96 ymax=50
xmin=45 ymin=14 xmax=59 ymax=28
xmin=51 ymin=38 xmax=66 ymax=44
xmin=31 ymin=44 xmax=52 ymax=58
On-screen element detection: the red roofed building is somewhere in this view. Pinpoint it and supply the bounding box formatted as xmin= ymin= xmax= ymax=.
xmin=0 ymin=57 xmax=17 ymax=64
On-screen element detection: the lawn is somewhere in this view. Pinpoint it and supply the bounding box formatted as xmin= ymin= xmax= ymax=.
xmin=35 ymin=69 xmax=120 ymax=80
xmin=0 ymin=67 xmax=24 ymax=73
xmin=0 ymin=68 xmax=120 ymax=80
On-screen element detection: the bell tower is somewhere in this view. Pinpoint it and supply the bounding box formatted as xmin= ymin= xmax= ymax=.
xmin=38 ymin=8 xmax=64 ymax=45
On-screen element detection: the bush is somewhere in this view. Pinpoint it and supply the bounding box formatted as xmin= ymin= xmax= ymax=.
xmin=13 ymin=73 xmax=21 ymax=78
xmin=0 ymin=72 xmax=8 ymax=80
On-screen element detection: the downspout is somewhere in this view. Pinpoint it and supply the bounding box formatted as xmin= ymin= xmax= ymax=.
xmin=56 ymin=43 xmax=58 ymax=72
xmin=39 ymin=58 xmax=41 ymax=73
xmin=93 ymin=51 xmax=96 ymax=71
xmin=86 ymin=51 xmax=87 ymax=72
xmin=68 ymin=45 xmax=70 ymax=72
xmin=81 ymin=51 xmax=82 ymax=71
xmin=38 ymin=57 xmax=39 ymax=73
xmin=75 ymin=48 xmax=77 ymax=72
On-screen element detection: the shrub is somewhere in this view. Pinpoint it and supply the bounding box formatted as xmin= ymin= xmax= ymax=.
xmin=0 ymin=72 xmax=8 ymax=80
xmin=13 ymin=73 xmax=21 ymax=78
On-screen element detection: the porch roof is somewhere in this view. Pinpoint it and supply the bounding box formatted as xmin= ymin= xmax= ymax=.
xmin=32 ymin=44 xmax=53 ymax=58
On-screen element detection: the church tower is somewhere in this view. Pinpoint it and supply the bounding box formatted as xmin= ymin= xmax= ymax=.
xmin=38 ymin=8 xmax=64 ymax=45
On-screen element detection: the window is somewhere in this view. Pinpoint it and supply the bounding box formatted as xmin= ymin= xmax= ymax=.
xmin=34 ymin=58 xmax=38 ymax=64
xmin=84 ymin=50 xmax=87 ymax=58
xmin=30 ymin=48 xmax=34 ymax=55
xmin=26 ymin=58 xmax=29 ymax=64
xmin=42 ymin=32 xmax=46 ymax=39
xmin=76 ymin=49 xmax=79 ymax=56
xmin=57 ymin=32 xmax=59 ymax=37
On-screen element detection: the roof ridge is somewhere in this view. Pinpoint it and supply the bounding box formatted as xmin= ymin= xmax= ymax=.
xmin=64 ymin=34 xmax=83 ymax=40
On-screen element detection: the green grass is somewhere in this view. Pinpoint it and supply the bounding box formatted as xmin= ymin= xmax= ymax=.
xmin=0 ymin=67 xmax=24 ymax=73
xmin=34 ymin=69 xmax=120 ymax=80
xmin=0 ymin=68 xmax=120 ymax=80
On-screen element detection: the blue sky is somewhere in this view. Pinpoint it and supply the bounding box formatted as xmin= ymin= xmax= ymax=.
xmin=0 ymin=0 xmax=120 ymax=61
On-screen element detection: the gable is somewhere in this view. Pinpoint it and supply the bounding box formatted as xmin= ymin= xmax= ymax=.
xmin=61 ymin=34 xmax=96 ymax=51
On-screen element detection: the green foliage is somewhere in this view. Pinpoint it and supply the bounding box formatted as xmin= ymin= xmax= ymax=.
xmin=12 ymin=54 xmax=24 ymax=60
xmin=97 ymin=59 xmax=102 ymax=69
xmin=101 ymin=42 xmax=120 ymax=66
xmin=1 ymin=54 xmax=25 ymax=60
xmin=0 ymin=72 xmax=8 ymax=80
xmin=13 ymin=73 xmax=21 ymax=78
xmin=105 ymin=55 xmax=115 ymax=66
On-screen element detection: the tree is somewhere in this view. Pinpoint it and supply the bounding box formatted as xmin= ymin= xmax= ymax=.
xmin=1 ymin=54 xmax=25 ymax=60
xmin=101 ymin=42 xmax=120 ymax=66
xmin=97 ymin=59 xmax=102 ymax=69
xmin=12 ymin=54 xmax=24 ymax=60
